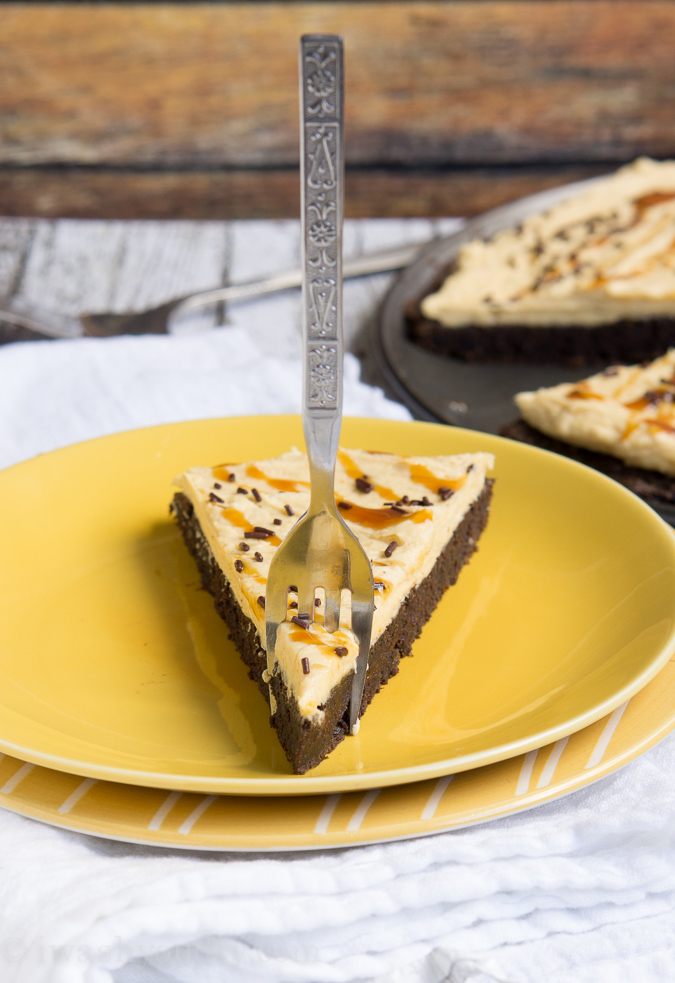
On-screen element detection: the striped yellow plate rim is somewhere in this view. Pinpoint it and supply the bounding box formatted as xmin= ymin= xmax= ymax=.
xmin=0 ymin=654 xmax=673 ymax=850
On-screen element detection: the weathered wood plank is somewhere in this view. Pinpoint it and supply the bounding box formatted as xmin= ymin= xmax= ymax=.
xmin=17 ymin=219 xmax=231 ymax=315
xmin=1 ymin=2 xmax=674 ymax=170
xmin=0 ymin=164 xmax=609 ymax=219
xmin=0 ymin=219 xmax=35 ymax=296
xmin=1 ymin=215 xmax=453 ymax=358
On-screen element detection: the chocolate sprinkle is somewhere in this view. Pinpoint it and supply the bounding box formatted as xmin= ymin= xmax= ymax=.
xmin=389 ymin=504 xmax=410 ymax=515
xmin=251 ymin=488 xmax=262 ymax=503
xmin=401 ymin=495 xmax=410 ymax=504
xmin=384 ymin=540 xmax=399 ymax=558
xmin=289 ymin=585 xmax=298 ymax=592
xmin=284 ymin=504 xmax=295 ymax=516
xmin=421 ymin=496 xmax=432 ymax=507
xmin=356 ymin=477 xmax=374 ymax=494
xmin=438 ymin=486 xmax=453 ymax=501
xmin=273 ymin=518 xmax=282 ymax=525
xmin=209 ymin=492 xmax=224 ymax=504
xmin=338 ymin=501 xmax=352 ymax=510
xmin=257 ymin=595 xmax=265 ymax=608
xmin=228 ymin=473 xmax=236 ymax=482
xmin=234 ymin=559 xmax=244 ymax=573
xmin=289 ymin=601 xmax=298 ymax=609
xmin=237 ymin=487 xmax=247 ymax=495
xmin=334 ymin=646 xmax=348 ymax=657
xmin=301 ymin=657 xmax=310 ymax=675
xmin=244 ymin=527 xmax=273 ymax=539
xmin=291 ymin=615 xmax=311 ymax=630
xmin=254 ymin=552 xmax=263 ymax=562
xmin=213 ymin=482 xmax=222 ymax=489
xmin=239 ymin=542 xmax=250 ymax=551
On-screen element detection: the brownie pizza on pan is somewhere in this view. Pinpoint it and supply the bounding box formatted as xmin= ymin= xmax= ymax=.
xmin=408 ymin=158 xmax=675 ymax=366
xmin=171 ymin=446 xmax=494 ymax=774
xmin=500 ymin=350 xmax=675 ymax=508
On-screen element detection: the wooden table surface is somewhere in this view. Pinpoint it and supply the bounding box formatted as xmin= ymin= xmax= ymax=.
xmin=2 ymin=2 xmax=674 ymax=220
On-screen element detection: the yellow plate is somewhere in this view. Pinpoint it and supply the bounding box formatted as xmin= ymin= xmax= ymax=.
xmin=0 ymin=416 xmax=674 ymax=796
xmin=0 ymin=654 xmax=674 ymax=849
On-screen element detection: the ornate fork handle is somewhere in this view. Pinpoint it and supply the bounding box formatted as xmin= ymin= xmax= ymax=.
xmin=264 ymin=36 xmax=373 ymax=740
xmin=300 ymin=34 xmax=344 ymax=490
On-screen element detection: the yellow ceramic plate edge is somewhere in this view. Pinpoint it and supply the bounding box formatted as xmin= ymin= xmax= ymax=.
xmin=1 ymin=416 xmax=675 ymax=795
xmin=0 ymin=653 xmax=673 ymax=851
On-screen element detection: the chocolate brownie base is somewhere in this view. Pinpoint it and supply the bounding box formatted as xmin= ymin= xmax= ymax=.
xmin=500 ymin=418 xmax=675 ymax=506
xmin=406 ymin=272 xmax=675 ymax=366
xmin=171 ymin=481 xmax=493 ymax=774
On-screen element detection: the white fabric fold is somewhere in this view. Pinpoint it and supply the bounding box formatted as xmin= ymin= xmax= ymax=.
xmin=0 ymin=325 xmax=673 ymax=983
xmin=0 ymin=325 xmax=409 ymax=469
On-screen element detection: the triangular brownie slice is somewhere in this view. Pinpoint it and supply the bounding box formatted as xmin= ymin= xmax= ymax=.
xmin=171 ymin=447 xmax=494 ymax=773
xmin=500 ymin=350 xmax=675 ymax=506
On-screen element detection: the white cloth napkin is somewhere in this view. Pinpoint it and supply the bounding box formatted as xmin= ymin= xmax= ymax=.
xmin=0 ymin=326 xmax=674 ymax=983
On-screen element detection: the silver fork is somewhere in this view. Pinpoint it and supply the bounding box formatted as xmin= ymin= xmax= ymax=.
xmin=265 ymin=34 xmax=374 ymax=735
xmin=0 ymin=242 xmax=421 ymax=343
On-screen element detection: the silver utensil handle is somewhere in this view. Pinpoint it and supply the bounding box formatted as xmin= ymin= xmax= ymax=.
xmin=300 ymin=34 xmax=344 ymax=484
xmin=175 ymin=243 xmax=422 ymax=314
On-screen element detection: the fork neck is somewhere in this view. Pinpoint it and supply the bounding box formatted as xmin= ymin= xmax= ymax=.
xmin=303 ymin=409 xmax=341 ymax=512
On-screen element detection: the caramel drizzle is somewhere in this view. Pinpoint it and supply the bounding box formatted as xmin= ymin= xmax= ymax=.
xmin=211 ymin=464 xmax=309 ymax=494
xmin=408 ymin=463 xmax=467 ymax=494
xmin=644 ymin=418 xmax=675 ymax=435
xmin=243 ymin=567 xmax=266 ymax=585
xmin=568 ymin=389 xmax=605 ymax=400
xmin=288 ymin=626 xmax=352 ymax=651
xmin=212 ymin=466 xmax=235 ymax=482
xmin=220 ymin=507 xmax=281 ymax=546
xmin=624 ymin=394 xmax=665 ymax=412
xmin=612 ymin=367 xmax=645 ymax=401
xmin=521 ymin=190 xmax=675 ymax=294
xmin=624 ymin=414 xmax=675 ymax=439
xmin=338 ymin=450 xmax=467 ymax=501
xmin=338 ymin=502 xmax=432 ymax=529
xmin=622 ymin=419 xmax=640 ymax=441
xmin=634 ymin=191 xmax=675 ymax=215
xmin=618 ymin=382 xmax=675 ymax=439
xmin=245 ymin=464 xmax=309 ymax=493
xmin=337 ymin=450 xmax=399 ymax=499
xmin=559 ymin=372 xmax=675 ymax=441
